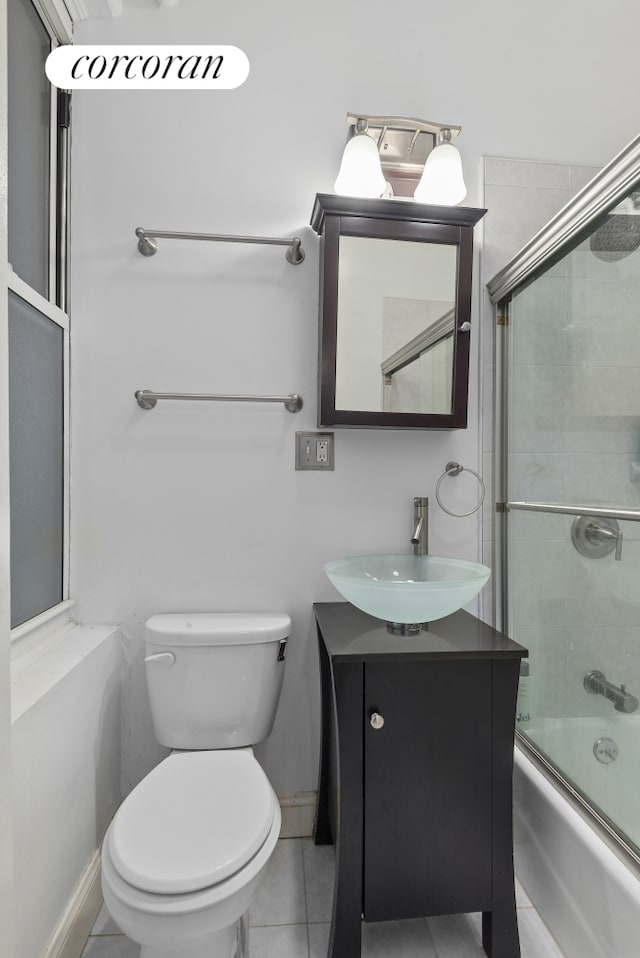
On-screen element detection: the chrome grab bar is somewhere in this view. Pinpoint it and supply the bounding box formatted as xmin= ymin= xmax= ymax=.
xmin=135 ymin=227 xmax=305 ymax=265
xmin=135 ymin=389 xmax=303 ymax=413
xmin=507 ymin=501 xmax=640 ymax=523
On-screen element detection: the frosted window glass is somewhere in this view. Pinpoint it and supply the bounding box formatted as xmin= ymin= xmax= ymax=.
xmin=9 ymin=291 xmax=63 ymax=627
xmin=7 ymin=0 xmax=51 ymax=298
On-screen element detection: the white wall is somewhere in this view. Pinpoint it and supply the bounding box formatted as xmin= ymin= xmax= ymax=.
xmin=69 ymin=1 xmax=640 ymax=798
xmin=11 ymin=629 xmax=121 ymax=958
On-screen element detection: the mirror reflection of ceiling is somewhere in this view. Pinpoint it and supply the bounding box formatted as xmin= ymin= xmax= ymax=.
xmin=335 ymin=236 xmax=457 ymax=413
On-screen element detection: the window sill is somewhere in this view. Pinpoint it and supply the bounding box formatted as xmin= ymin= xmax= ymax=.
xmin=11 ymin=620 xmax=119 ymax=724
xmin=11 ymin=599 xmax=77 ymax=662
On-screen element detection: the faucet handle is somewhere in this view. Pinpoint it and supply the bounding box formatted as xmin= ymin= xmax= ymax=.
xmin=572 ymin=516 xmax=623 ymax=561
xmin=615 ymin=528 xmax=623 ymax=561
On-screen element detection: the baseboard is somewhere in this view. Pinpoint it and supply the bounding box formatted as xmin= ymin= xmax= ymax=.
xmin=278 ymin=791 xmax=317 ymax=838
xmin=41 ymin=792 xmax=317 ymax=956
xmin=43 ymin=849 xmax=102 ymax=958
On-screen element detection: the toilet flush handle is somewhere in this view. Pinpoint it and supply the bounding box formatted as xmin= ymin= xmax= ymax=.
xmin=144 ymin=651 xmax=176 ymax=666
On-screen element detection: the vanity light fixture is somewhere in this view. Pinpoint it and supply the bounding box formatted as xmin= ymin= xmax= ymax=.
xmin=334 ymin=113 xmax=466 ymax=205
xmin=334 ymin=118 xmax=387 ymax=198
xmin=414 ymin=128 xmax=467 ymax=205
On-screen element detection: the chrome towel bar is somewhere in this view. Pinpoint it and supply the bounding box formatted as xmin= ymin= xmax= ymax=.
xmin=135 ymin=389 xmax=303 ymax=413
xmin=135 ymin=227 xmax=305 ymax=265
xmin=507 ymin=501 xmax=640 ymax=523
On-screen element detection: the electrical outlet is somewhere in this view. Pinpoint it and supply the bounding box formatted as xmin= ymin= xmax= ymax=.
xmin=295 ymin=432 xmax=334 ymax=471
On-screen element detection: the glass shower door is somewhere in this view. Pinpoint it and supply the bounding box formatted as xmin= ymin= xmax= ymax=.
xmin=504 ymin=193 xmax=640 ymax=859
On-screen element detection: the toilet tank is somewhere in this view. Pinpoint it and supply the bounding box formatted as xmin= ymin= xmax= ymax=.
xmin=144 ymin=612 xmax=290 ymax=749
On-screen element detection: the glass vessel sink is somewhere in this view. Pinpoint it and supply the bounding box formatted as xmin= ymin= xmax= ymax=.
xmin=324 ymin=554 xmax=491 ymax=633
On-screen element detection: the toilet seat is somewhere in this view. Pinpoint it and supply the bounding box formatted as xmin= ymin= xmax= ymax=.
xmin=107 ymin=750 xmax=277 ymax=895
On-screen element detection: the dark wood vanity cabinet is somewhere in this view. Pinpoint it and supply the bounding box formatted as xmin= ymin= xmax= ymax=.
xmin=314 ymin=602 xmax=527 ymax=958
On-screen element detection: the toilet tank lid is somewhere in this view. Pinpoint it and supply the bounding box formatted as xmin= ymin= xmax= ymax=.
xmin=145 ymin=612 xmax=291 ymax=647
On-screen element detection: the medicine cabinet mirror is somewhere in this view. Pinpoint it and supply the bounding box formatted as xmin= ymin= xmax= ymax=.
xmin=310 ymin=194 xmax=486 ymax=429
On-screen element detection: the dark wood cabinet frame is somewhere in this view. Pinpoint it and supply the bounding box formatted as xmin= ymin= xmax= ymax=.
xmin=313 ymin=602 xmax=528 ymax=958
xmin=310 ymin=195 xmax=486 ymax=429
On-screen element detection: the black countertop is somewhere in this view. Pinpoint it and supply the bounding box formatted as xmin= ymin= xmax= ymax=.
xmin=314 ymin=602 xmax=527 ymax=662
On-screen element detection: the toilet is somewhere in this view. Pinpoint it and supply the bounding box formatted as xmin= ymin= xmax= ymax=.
xmin=101 ymin=612 xmax=290 ymax=958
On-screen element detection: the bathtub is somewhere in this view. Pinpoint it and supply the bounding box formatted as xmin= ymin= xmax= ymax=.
xmin=513 ymin=719 xmax=640 ymax=958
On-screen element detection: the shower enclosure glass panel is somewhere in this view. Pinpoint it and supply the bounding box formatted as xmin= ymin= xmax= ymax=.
xmin=506 ymin=192 xmax=640 ymax=857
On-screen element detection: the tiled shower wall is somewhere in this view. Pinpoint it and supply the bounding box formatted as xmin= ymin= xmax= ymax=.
xmin=479 ymin=157 xmax=600 ymax=626
xmin=481 ymin=157 xmax=640 ymax=722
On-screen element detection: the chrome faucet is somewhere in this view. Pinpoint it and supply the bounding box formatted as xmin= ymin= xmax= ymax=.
xmin=584 ymin=670 xmax=639 ymax=713
xmin=411 ymin=497 xmax=429 ymax=555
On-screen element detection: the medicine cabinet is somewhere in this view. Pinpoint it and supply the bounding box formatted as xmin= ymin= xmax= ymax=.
xmin=310 ymin=194 xmax=486 ymax=429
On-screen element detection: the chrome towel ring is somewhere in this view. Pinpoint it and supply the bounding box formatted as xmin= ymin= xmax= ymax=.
xmin=435 ymin=461 xmax=485 ymax=517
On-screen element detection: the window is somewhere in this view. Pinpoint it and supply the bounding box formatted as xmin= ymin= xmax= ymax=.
xmin=7 ymin=0 xmax=70 ymax=631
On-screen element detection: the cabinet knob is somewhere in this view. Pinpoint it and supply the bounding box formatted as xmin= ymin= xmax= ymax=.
xmin=369 ymin=712 xmax=385 ymax=730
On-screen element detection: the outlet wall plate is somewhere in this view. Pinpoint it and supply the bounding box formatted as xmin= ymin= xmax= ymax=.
xmin=295 ymin=432 xmax=335 ymax=471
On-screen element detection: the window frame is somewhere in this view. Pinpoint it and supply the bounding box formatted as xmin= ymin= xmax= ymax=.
xmin=6 ymin=0 xmax=71 ymax=645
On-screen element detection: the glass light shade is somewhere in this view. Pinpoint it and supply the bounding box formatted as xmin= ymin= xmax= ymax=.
xmin=414 ymin=142 xmax=467 ymax=205
xmin=334 ymin=133 xmax=386 ymax=199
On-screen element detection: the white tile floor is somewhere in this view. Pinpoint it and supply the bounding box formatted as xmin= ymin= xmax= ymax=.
xmin=82 ymin=838 xmax=567 ymax=957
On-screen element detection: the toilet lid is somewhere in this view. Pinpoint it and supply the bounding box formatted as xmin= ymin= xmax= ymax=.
xmin=107 ymin=751 xmax=277 ymax=895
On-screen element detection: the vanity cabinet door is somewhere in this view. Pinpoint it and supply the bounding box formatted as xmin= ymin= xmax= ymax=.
xmin=363 ymin=659 xmax=493 ymax=921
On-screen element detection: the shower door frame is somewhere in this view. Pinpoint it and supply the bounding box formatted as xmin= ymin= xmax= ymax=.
xmin=489 ymin=133 xmax=640 ymax=869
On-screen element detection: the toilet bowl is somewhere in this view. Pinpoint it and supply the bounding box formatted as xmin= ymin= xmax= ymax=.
xmin=100 ymin=612 xmax=291 ymax=958
xmin=101 ymin=750 xmax=281 ymax=958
